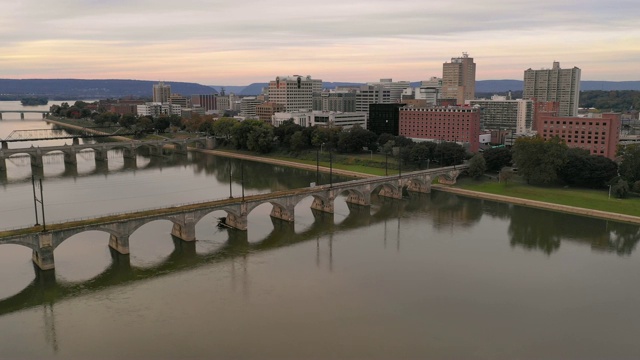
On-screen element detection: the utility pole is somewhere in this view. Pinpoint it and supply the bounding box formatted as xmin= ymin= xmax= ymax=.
xmin=316 ymin=147 xmax=320 ymax=185
xmin=228 ymin=159 xmax=233 ymax=199
xmin=32 ymin=175 xmax=40 ymax=227
xmin=329 ymin=150 xmax=333 ymax=188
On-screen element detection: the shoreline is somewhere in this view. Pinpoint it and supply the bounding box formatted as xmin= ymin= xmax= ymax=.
xmin=46 ymin=118 xmax=640 ymax=225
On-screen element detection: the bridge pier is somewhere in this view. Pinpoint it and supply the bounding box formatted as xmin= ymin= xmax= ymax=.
xmin=20 ymin=112 xmax=24 ymax=120
xmin=123 ymin=146 xmax=136 ymax=159
xmin=270 ymin=204 xmax=295 ymax=222
xmin=30 ymin=152 xmax=43 ymax=168
xmin=310 ymin=196 xmax=334 ymax=214
xmin=225 ymin=212 xmax=248 ymax=231
xmin=206 ymin=137 xmax=216 ymax=150
xmin=170 ymin=221 xmax=197 ymax=242
xmin=0 ymin=155 xmax=6 ymax=172
xmin=94 ymin=148 xmax=107 ymax=161
xmin=109 ymin=234 xmax=130 ymax=255
xmin=32 ymin=233 xmax=55 ymax=271
xmin=174 ymin=142 xmax=188 ymax=155
xmin=1 ymin=141 xmax=6 ymax=149
xmin=63 ymin=148 xmax=77 ymax=165
xmin=406 ymin=175 xmax=432 ymax=193
xmin=378 ymin=183 xmax=402 ymax=200
xmin=0 ymin=113 xmax=2 ymax=120
xmin=346 ymin=192 xmax=371 ymax=206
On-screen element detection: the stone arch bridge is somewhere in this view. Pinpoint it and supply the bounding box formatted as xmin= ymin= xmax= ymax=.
xmin=0 ymin=165 xmax=466 ymax=271
xmin=0 ymin=137 xmax=212 ymax=171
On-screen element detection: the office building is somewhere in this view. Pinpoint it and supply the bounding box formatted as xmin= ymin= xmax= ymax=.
xmin=367 ymin=79 xmax=411 ymax=102
xmin=442 ymin=53 xmax=476 ymax=105
xmin=313 ymin=92 xmax=356 ymax=112
xmin=152 ymin=82 xmax=171 ymax=103
xmin=399 ymin=106 xmax=481 ymax=152
xmin=368 ymin=103 xmax=406 ymax=136
xmin=256 ymin=102 xmax=285 ymax=123
xmin=191 ymin=94 xmax=218 ymax=111
xmin=240 ymin=97 xmax=263 ymax=118
xmin=535 ymin=112 xmax=620 ymax=159
xmin=268 ymin=75 xmax=323 ymax=112
xmin=524 ymin=62 xmax=581 ymax=117
xmin=468 ymin=96 xmax=534 ymax=133
xmin=355 ymin=85 xmax=392 ymax=115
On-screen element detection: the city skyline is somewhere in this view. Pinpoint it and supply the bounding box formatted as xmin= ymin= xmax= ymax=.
xmin=2 ymin=0 xmax=639 ymax=85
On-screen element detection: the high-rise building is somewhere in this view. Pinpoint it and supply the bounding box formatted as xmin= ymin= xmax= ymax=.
xmin=153 ymin=82 xmax=171 ymax=103
xmin=355 ymin=85 xmax=392 ymax=114
xmin=240 ymin=97 xmax=263 ymax=118
xmin=367 ymin=79 xmax=411 ymax=103
xmin=523 ymin=62 xmax=581 ymax=117
xmin=268 ymin=75 xmax=322 ymax=112
xmin=168 ymin=94 xmax=190 ymax=108
xmin=442 ymin=53 xmax=476 ymax=105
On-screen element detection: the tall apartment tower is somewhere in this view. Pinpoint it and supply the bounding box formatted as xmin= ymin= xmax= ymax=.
xmin=268 ymin=75 xmax=322 ymax=112
xmin=442 ymin=53 xmax=476 ymax=105
xmin=523 ymin=62 xmax=581 ymax=117
xmin=153 ymin=82 xmax=171 ymax=103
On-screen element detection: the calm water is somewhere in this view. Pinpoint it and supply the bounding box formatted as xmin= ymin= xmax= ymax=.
xmin=1 ymin=102 xmax=640 ymax=359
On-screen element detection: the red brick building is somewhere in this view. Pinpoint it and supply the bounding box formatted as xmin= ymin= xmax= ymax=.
xmin=399 ymin=106 xmax=481 ymax=152
xmin=535 ymin=113 xmax=621 ymax=159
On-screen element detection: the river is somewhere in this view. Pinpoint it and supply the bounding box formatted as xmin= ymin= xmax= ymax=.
xmin=1 ymin=101 xmax=640 ymax=359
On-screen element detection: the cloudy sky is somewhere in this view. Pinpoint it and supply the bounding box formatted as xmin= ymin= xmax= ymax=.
xmin=1 ymin=0 xmax=639 ymax=85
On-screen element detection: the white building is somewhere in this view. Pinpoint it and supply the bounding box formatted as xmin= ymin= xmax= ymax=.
xmin=240 ymin=96 xmax=263 ymax=118
xmin=355 ymin=85 xmax=392 ymax=115
xmin=268 ymin=75 xmax=323 ymax=112
xmin=137 ymin=103 xmax=181 ymax=118
xmin=367 ymin=79 xmax=411 ymax=102
xmin=467 ymin=96 xmax=534 ymax=133
xmin=272 ymin=111 xmax=367 ymax=129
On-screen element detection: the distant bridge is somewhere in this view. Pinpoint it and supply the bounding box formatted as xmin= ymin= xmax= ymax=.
xmin=0 ymin=110 xmax=50 ymax=120
xmin=0 ymin=165 xmax=467 ymax=271
xmin=0 ymin=137 xmax=212 ymax=172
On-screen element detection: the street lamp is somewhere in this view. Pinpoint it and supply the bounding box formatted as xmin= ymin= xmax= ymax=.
xmin=608 ymin=184 xmax=612 ymax=199
xmin=228 ymin=158 xmax=233 ymax=199
xmin=316 ymin=147 xmax=320 ymax=185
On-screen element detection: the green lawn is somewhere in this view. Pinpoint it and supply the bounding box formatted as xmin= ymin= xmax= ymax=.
xmin=457 ymin=178 xmax=640 ymax=217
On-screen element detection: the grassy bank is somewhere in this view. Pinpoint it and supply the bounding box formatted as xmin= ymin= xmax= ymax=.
xmin=456 ymin=178 xmax=640 ymax=217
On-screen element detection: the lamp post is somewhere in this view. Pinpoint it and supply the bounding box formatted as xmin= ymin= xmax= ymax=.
xmin=316 ymin=147 xmax=320 ymax=185
xmin=608 ymin=184 xmax=612 ymax=199
xmin=385 ymin=152 xmax=388 ymax=176
xmin=241 ymin=159 xmax=245 ymax=201
xmin=228 ymin=159 xmax=233 ymax=199
xmin=398 ymin=148 xmax=402 ymax=178
xmin=329 ymin=149 xmax=333 ymax=188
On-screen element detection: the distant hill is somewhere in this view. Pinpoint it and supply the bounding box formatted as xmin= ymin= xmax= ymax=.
xmin=0 ymin=79 xmax=216 ymax=100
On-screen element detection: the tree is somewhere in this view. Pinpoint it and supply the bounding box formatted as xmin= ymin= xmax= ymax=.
xmin=468 ymin=153 xmax=487 ymax=179
xmin=119 ymin=113 xmax=137 ymax=128
xmin=246 ymin=122 xmax=274 ymax=153
xmin=336 ymin=126 xmax=378 ymax=153
xmin=377 ymin=133 xmax=395 ymax=148
xmin=289 ymin=131 xmax=308 ymax=152
xmin=482 ymin=147 xmax=512 ymax=172
xmin=558 ymin=148 xmax=618 ymax=188
xmin=154 ymin=116 xmax=171 ymax=133
xmin=619 ymin=144 xmax=640 ymax=185
xmin=434 ymin=142 xmax=466 ymax=166
xmin=212 ymin=117 xmax=237 ymax=140
xmin=512 ymin=136 xmax=567 ymax=184
xmin=409 ymin=142 xmax=435 ymax=168
xmin=612 ymin=178 xmax=630 ymax=199
xmin=273 ymin=119 xmax=303 ymax=149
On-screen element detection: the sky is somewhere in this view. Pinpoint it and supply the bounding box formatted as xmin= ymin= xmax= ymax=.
xmin=1 ymin=0 xmax=639 ymax=85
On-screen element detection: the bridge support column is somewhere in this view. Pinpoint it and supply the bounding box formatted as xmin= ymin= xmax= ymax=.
xmin=1 ymin=141 xmax=7 ymax=149
xmin=436 ymin=170 xmax=461 ymax=185
xmin=32 ymin=233 xmax=55 ymax=271
xmin=0 ymin=113 xmax=3 ymax=120
xmin=270 ymin=217 xmax=295 ymax=234
xmin=310 ymin=197 xmax=334 ymax=214
xmin=64 ymin=148 xmax=77 ymax=165
xmin=72 ymin=137 xmax=79 ymax=145
xmin=0 ymin=155 xmax=6 ymax=172
xmin=346 ymin=192 xmax=371 ymax=207
xmin=109 ymin=234 xmax=130 ymax=255
xmin=30 ymin=153 xmax=43 ymax=168
xmin=171 ymin=221 xmax=196 ymax=242
xmin=94 ymin=148 xmax=108 ymax=162
xmin=378 ymin=184 xmax=402 ymax=200
xmin=20 ymin=112 xmax=24 ymax=120
xmin=270 ymin=204 xmax=295 ymax=222
xmin=407 ymin=176 xmax=431 ymax=193
xmin=225 ymin=212 xmax=247 ymax=231
xmin=206 ymin=137 xmax=216 ymax=150
xmin=123 ymin=146 xmax=136 ymax=159
xmin=175 ymin=142 xmax=188 ymax=155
